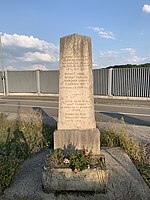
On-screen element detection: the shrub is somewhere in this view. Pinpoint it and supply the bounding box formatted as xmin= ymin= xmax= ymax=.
xmin=100 ymin=128 xmax=120 ymax=147
xmin=0 ymin=112 xmax=56 ymax=192
xmin=0 ymin=145 xmax=20 ymax=190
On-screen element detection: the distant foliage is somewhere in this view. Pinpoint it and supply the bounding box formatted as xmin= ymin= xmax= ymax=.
xmin=107 ymin=63 xmax=150 ymax=69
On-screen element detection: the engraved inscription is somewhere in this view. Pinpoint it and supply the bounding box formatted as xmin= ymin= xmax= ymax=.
xmin=58 ymin=34 xmax=96 ymax=130
xmin=60 ymin=56 xmax=90 ymax=89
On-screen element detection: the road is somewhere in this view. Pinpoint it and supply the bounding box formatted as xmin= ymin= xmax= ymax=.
xmin=0 ymin=95 xmax=150 ymax=126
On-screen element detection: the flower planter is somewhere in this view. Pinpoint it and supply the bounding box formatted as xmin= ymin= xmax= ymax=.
xmin=42 ymin=166 xmax=108 ymax=193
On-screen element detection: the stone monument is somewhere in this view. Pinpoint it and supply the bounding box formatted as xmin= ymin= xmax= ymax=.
xmin=42 ymin=34 xmax=108 ymax=193
xmin=54 ymin=33 xmax=100 ymax=155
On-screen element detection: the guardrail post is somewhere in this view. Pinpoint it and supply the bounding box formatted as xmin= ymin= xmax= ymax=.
xmin=1 ymin=71 xmax=6 ymax=96
xmin=5 ymin=70 xmax=9 ymax=95
xmin=108 ymin=68 xmax=113 ymax=96
xmin=36 ymin=69 xmax=41 ymax=95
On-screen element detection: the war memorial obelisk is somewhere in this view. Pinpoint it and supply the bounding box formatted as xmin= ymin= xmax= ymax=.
xmin=54 ymin=34 xmax=100 ymax=154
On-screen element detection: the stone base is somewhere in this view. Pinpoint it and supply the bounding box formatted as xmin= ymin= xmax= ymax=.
xmin=54 ymin=129 xmax=100 ymax=155
xmin=42 ymin=167 xmax=108 ymax=193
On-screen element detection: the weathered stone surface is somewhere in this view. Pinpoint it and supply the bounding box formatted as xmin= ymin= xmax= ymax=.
xmin=54 ymin=34 xmax=100 ymax=155
xmin=58 ymin=34 xmax=96 ymax=130
xmin=54 ymin=129 xmax=100 ymax=155
xmin=42 ymin=167 xmax=108 ymax=193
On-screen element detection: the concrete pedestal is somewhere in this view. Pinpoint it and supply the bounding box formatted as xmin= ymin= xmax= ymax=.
xmin=54 ymin=128 xmax=100 ymax=155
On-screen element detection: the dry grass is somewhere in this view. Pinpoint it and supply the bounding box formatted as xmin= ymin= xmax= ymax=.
xmin=100 ymin=128 xmax=150 ymax=187
xmin=0 ymin=111 xmax=56 ymax=192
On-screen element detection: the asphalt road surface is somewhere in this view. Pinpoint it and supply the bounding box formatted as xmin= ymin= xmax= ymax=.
xmin=0 ymin=95 xmax=150 ymax=127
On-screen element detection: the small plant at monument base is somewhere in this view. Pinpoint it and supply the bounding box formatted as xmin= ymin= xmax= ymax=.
xmin=68 ymin=148 xmax=92 ymax=172
xmin=46 ymin=147 xmax=106 ymax=173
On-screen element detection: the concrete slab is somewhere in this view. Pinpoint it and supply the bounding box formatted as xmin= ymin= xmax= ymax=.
xmin=101 ymin=147 xmax=150 ymax=200
xmin=1 ymin=148 xmax=150 ymax=200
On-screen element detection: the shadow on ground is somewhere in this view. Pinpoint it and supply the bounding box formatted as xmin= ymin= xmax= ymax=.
xmin=32 ymin=107 xmax=57 ymax=148
xmin=100 ymin=112 xmax=150 ymax=127
xmin=32 ymin=107 xmax=57 ymax=127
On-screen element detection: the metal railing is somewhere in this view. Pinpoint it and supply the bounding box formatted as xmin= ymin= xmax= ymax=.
xmin=0 ymin=67 xmax=150 ymax=97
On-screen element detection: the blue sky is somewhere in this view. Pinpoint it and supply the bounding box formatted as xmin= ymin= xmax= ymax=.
xmin=0 ymin=0 xmax=150 ymax=70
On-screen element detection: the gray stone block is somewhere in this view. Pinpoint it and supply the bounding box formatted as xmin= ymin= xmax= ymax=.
xmin=54 ymin=128 xmax=100 ymax=155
